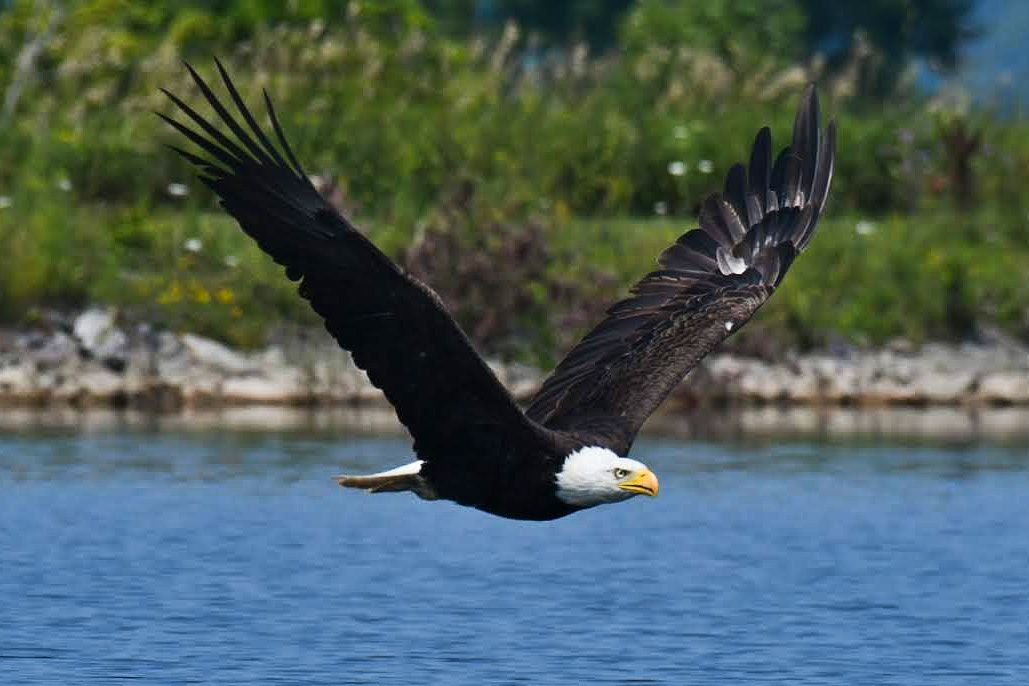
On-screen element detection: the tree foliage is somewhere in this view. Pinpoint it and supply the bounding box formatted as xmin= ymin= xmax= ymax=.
xmin=799 ymin=0 xmax=976 ymax=70
xmin=425 ymin=0 xmax=976 ymax=90
xmin=620 ymin=0 xmax=807 ymax=66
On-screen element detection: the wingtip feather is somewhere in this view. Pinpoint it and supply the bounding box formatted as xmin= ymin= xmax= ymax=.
xmin=262 ymin=88 xmax=308 ymax=178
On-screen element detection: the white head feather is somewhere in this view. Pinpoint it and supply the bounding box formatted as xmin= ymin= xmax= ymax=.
xmin=554 ymin=446 xmax=657 ymax=507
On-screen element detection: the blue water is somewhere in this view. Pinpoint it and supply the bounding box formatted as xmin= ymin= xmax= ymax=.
xmin=1 ymin=422 xmax=1028 ymax=685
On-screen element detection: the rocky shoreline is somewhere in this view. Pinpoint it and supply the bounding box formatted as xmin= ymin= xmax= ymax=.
xmin=674 ymin=339 xmax=1029 ymax=407
xmin=2 ymin=308 xmax=1029 ymax=410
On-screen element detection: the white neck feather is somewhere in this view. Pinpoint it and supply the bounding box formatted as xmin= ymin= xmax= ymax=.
xmin=554 ymin=446 xmax=636 ymax=507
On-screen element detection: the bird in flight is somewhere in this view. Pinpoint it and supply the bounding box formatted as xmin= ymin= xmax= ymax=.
xmin=162 ymin=61 xmax=835 ymax=521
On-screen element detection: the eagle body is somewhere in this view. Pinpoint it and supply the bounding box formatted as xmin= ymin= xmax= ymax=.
xmin=346 ymin=442 xmax=654 ymax=521
xmin=162 ymin=62 xmax=836 ymax=521
xmin=421 ymin=445 xmax=582 ymax=521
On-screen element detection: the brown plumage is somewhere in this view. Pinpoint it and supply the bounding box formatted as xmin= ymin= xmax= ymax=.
xmin=162 ymin=63 xmax=836 ymax=520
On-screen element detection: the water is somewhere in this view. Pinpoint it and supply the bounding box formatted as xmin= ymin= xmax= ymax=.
xmin=2 ymin=414 xmax=1028 ymax=685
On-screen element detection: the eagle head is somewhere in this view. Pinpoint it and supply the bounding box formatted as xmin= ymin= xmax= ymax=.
xmin=554 ymin=446 xmax=659 ymax=507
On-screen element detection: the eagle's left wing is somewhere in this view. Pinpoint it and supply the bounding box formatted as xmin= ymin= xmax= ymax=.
xmin=527 ymin=87 xmax=836 ymax=455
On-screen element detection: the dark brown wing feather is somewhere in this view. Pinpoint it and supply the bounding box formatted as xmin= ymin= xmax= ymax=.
xmin=526 ymin=86 xmax=837 ymax=455
xmin=161 ymin=62 xmax=549 ymax=467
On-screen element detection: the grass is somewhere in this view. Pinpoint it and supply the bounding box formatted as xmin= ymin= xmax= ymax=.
xmin=569 ymin=212 xmax=1029 ymax=349
xmin=3 ymin=198 xmax=1028 ymax=359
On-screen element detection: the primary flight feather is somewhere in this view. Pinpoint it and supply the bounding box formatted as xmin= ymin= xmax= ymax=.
xmin=163 ymin=61 xmax=836 ymax=520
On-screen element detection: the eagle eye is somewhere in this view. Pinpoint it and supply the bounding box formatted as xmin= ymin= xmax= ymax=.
xmin=613 ymin=468 xmax=630 ymax=479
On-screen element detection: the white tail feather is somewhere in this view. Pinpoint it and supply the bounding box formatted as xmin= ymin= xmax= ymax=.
xmin=335 ymin=460 xmax=435 ymax=497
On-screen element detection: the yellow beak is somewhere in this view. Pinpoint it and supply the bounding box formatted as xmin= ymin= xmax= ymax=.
xmin=618 ymin=468 xmax=659 ymax=497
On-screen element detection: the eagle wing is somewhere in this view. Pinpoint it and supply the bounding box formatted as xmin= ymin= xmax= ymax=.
xmin=161 ymin=62 xmax=547 ymax=461
xmin=526 ymin=87 xmax=836 ymax=455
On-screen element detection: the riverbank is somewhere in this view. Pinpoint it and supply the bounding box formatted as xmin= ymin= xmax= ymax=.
xmin=5 ymin=405 xmax=1029 ymax=446
xmin=3 ymin=308 xmax=1029 ymax=411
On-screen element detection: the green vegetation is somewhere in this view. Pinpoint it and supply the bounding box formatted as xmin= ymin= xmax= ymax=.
xmin=570 ymin=213 xmax=1029 ymax=351
xmin=0 ymin=0 xmax=1026 ymax=364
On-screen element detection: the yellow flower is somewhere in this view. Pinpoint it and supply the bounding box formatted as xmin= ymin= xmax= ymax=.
xmin=157 ymin=282 xmax=183 ymax=305
xmin=217 ymin=287 xmax=235 ymax=304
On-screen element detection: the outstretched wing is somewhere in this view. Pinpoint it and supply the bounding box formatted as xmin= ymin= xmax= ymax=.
xmin=161 ymin=61 xmax=546 ymax=461
xmin=526 ymin=86 xmax=836 ymax=455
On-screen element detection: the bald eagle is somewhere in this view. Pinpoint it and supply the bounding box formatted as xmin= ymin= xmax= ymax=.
xmin=162 ymin=62 xmax=836 ymax=521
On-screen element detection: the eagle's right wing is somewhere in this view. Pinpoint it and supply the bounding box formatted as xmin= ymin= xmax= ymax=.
xmin=162 ymin=62 xmax=547 ymax=461
xmin=527 ymin=87 xmax=836 ymax=455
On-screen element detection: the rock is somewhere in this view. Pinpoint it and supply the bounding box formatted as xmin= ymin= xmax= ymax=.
xmin=505 ymin=362 xmax=544 ymax=400
xmin=222 ymin=371 xmax=307 ymax=403
xmin=0 ymin=360 xmax=37 ymax=399
xmin=73 ymin=308 xmax=115 ymax=351
xmin=181 ymin=333 xmax=258 ymax=374
xmin=340 ymin=368 xmax=386 ymax=403
xmin=157 ymin=331 xmax=186 ymax=359
xmin=978 ymin=372 xmax=1029 ymax=404
xmin=73 ymin=307 xmax=129 ymax=368
xmin=255 ymin=345 xmax=288 ymax=369
xmin=913 ymin=371 xmax=977 ymax=404
xmin=51 ymin=367 xmax=125 ymax=404
xmin=178 ymin=374 xmax=221 ymax=403
xmin=675 ymin=343 xmax=1029 ymax=407
xmin=31 ymin=332 xmax=78 ymax=370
